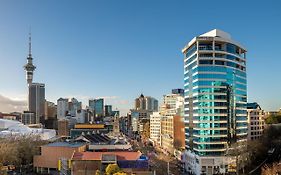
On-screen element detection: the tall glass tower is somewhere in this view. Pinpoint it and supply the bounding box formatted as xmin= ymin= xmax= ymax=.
xmin=182 ymin=29 xmax=247 ymax=174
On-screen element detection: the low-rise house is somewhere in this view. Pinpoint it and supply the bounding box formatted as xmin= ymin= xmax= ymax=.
xmin=33 ymin=142 xmax=86 ymax=174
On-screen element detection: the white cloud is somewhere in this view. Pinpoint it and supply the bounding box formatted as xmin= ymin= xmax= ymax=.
xmin=96 ymin=96 xmax=119 ymax=100
xmin=0 ymin=94 xmax=27 ymax=113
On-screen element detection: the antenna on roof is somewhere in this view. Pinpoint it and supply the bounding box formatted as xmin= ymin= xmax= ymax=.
xmin=28 ymin=27 xmax=32 ymax=57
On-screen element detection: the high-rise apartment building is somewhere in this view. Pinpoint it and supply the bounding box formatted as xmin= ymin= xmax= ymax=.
xmin=29 ymin=83 xmax=45 ymax=124
xmin=135 ymin=94 xmax=158 ymax=112
xmin=182 ymin=29 xmax=247 ymax=174
xmin=247 ymin=102 xmax=265 ymax=140
xmin=89 ymin=98 xmax=104 ymax=117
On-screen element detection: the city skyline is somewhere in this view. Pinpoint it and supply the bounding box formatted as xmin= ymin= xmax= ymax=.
xmin=0 ymin=1 xmax=281 ymax=115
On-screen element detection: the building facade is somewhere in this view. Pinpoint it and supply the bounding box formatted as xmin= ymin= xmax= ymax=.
xmin=160 ymin=94 xmax=184 ymax=116
xmin=89 ymin=98 xmax=104 ymax=117
xmin=57 ymin=98 xmax=69 ymax=119
xmin=247 ymin=103 xmax=265 ymax=140
xmin=150 ymin=112 xmax=162 ymax=145
xmin=172 ymin=88 xmax=184 ymax=96
xmin=182 ymin=29 xmax=247 ymax=174
xmin=68 ymin=98 xmax=82 ymax=117
xmin=58 ymin=119 xmax=70 ymax=137
xmin=21 ymin=111 xmax=36 ymax=125
xmin=105 ymin=105 xmax=113 ymax=116
xmin=135 ymin=94 xmax=158 ymax=112
xmin=29 ymin=83 xmax=45 ymax=124
xmin=161 ymin=115 xmax=185 ymax=154
xmin=44 ymin=101 xmax=57 ymax=120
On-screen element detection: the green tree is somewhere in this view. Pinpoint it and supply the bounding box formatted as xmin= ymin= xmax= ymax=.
xmin=265 ymin=114 xmax=281 ymax=124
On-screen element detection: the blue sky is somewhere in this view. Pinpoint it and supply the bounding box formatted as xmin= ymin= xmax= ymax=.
xmin=0 ymin=0 xmax=280 ymax=114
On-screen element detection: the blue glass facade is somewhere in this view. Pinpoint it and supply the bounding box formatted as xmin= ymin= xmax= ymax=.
xmin=183 ymin=36 xmax=247 ymax=157
xmin=89 ymin=99 xmax=104 ymax=117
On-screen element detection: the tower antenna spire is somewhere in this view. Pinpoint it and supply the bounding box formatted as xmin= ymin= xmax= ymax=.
xmin=29 ymin=28 xmax=32 ymax=57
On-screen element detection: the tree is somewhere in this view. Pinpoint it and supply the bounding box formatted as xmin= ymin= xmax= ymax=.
xmin=0 ymin=135 xmax=48 ymax=172
xmin=0 ymin=140 xmax=18 ymax=165
xmin=265 ymin=114 xmax=281 ymax=124
xmin=105 ymin=164 xmax=121 ymax=175
xmin=262 ymin=162 xmax=281 ymax=175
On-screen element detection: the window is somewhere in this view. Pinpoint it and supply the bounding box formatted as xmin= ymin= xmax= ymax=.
xmin=199 ymin=53 xmax=213 ymax=57
xmin=215 ymin=60 xmax=225 ymax=65
xmin=199 ymin=60 xmax=213 ymax=65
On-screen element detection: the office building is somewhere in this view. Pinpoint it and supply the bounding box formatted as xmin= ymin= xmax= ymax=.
xmin=44 ymin=101 xmax=57 ymax=120
xmin=111 ymin=110 xmax=120 ymax=117
xmin=172 ymin=88 xmax=184 ymax=96
xmin=105 ymin=105 xmax=113 ymax=116
xmin=161 ymin=115 xmax=185 ymax=154
xmin=75 ymin=109 xmax=86 ymax=123
xmin=149 ymin=112 xmax=162 ymax=145
xmin=160 ymin=93 xmax=184 ymax=116
xmin=247 ymin=103 xmax=265 ymax=140
xmin=89 ymin=98 xmax=104 ymax=117
xmin=182 ymin=29 xmax=247 ymax=174
xmin=57 ymin=98 xmax=69 ymax=119
xmin=135 ymin=94 xmax=158 ymax=112
xmin=29 ymin=83 xmax=45 ymax=124
xmin=21 ymin=111 xmax=36 ymax=125
xmin=68 ymin=98 xmax=82 ymax=116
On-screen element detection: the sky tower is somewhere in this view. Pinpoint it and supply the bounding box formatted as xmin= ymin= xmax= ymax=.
xmin=24 ymin=33 xmax=36 ymax=85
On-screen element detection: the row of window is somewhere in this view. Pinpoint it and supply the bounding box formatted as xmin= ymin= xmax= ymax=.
xmin=198 ymin=60 xmax=246 ymax=71
xmin=185 ymin=40 xmax=244 ymax=55
xmin=184 ymin=66 xmax=246 ymax=78
xmin=185 ymin=109 xmax=247 ymax=115
xmin=194 ymin=143 xmax=225 ymax=150
xmin=184 ymin=94 xmax=247 ymax=102
xmin=250 ymin=126 xmax=264 ymax=130
xmin=193 ymin=137 xmax=228 ymax=143
xmin=192 ymin=122 xmax=247 ymax=128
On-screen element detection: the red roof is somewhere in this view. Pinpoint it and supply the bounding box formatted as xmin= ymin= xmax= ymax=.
xmin=72 ymin=151 xmax=142 ymax=161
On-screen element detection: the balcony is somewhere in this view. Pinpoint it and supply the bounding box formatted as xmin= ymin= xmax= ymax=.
xmin=198 ymin=46 xmax=213 ymax=51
